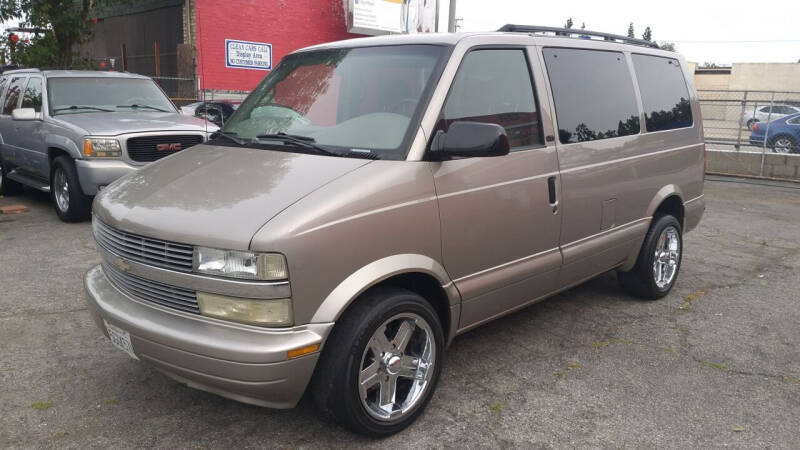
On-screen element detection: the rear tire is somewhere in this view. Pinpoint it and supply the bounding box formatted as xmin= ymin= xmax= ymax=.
xmin=0 ymin=155 xmax=23 ymax=195
xmin=618 ymin=214 xmax=683 ymax=300
xmin=746 ymin=119 xmax=758 ymax=130
xmin=51 ymin=156 xmax=92 ymax=222
xmin=770 ymin=135 xmax=796 ymax=154
xmin=311 ymin=287 xmax=444 ymax=437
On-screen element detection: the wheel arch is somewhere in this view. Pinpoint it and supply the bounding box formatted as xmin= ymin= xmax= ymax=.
xmin=310 ymin=254 xmax=460 ymax=346
xmin=646 ymin=185 xmax=685 ymax=228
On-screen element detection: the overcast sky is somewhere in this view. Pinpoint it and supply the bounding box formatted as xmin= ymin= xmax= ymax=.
xmin=438 ymin=0 xmax=800 ymax=64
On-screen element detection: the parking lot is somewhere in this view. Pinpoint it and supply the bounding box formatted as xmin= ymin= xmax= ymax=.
xmin=1 ymin=177 xmax=799 ymax=448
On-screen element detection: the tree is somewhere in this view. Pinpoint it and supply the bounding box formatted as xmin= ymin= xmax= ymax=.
xmin=581 ymin=22 xmax=586 ymax=30
xmin=1 ymin=0 xmax=122 ymax=67
xmin=659 ymin=42 xmax=676 ymax=52
xmin=565 ymin=17 xmax=573 ymax=29
xmin=642 ymin=26 xmax=652 ymax=42
xmin=627 ymin=22 xmax=634 ymax=38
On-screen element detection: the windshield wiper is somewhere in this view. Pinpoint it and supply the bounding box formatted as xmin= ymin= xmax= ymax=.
xmin=117 ymin=104 xmax=169 ymax=112
xmin=255 ymin=132 xmax=340 ymax=157
xmin=212 ymin=130 xmax=248 ymax=146
xmin=53 ymin=105 xmax=114 ymax=113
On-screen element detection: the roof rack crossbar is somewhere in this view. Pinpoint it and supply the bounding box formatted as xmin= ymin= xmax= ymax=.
xmin=497 ymin=24 xmax=660 ymax=49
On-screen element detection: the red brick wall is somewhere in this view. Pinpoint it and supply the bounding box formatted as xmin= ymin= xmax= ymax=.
xmin=194 ymin=0 xmax=360 ymax=92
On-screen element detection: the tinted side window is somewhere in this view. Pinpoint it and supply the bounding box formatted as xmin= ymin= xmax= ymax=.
xmin=2 ymin=76 xmax=26 ymax=115
xmin=788 ymin=116 xmax=800 ymax=125
xmin=21 ymin=77 xmax=43 ymax=112
xmin=438 ymin=49 xmax=543 ymax=149
xmin=543 ymin=48 xmax=640 ymax=144
xmin=632 ymin=54 xmax=692 ymax=132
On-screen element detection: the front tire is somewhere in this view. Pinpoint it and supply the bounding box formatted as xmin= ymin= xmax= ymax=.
xmin=311 ymin=287 xmax=444 ymax=437
xmin=51 ymin=156 xmax=91 ymax=222
xmin=746 ymin=119 xmax=758 ymax=130
xmin=618 ymin=214 xmax=683 ymax=300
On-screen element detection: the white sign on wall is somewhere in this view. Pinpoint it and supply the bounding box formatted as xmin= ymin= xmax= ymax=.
xmin=225 ymin=39 xmax=272 ymax=70
xmin=346 ymin=0 xmax=438 ymax=35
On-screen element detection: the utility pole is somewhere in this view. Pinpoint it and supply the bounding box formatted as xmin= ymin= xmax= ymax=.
xmin=448 ymin=0 xmax=457 ymax=32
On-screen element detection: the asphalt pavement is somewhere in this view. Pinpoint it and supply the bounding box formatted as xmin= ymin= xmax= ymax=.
xmin=1 ymin=178 xmax=799 ymax=449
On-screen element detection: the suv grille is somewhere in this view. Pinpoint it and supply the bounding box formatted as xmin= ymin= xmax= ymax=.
xmin=104 ymin=264 xmax=199 ymax=314
xmin=126 ymin=135 xmax=203 ymax=162
xmin=93 ymin=220 xmax=194 ymax=272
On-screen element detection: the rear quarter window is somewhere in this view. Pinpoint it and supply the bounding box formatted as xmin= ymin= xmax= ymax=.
xmin=543 ymin=48 xmax=640 ymax=144
xmin=632 ymin=54 xmax=693 ymax=132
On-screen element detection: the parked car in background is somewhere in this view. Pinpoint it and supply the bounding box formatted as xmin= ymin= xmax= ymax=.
xmin=0 ymin=69 xmax=217 ymax=222
xmin=740 ymin=104 xmax=800 ymax=130
xmin=180 ymin=100 xmax=238 ymax=126
xmin=749 ymin=113 xmax=800 ymax=153
xmin=85 ymin=27 xmax=705 ymax=436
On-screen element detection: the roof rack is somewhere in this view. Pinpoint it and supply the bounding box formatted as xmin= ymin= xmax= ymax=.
xmin=497 ymin=24 xmax=660 ymax=49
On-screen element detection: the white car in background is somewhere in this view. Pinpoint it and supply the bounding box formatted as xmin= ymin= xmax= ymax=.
xmin=740 ymin=104 xmax=800 ymax=130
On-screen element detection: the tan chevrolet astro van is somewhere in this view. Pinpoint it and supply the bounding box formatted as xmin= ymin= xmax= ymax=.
xmin=85 ymin=25 xmax=705 ymax=436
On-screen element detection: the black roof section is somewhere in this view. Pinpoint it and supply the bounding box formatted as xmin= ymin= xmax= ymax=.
xmin=498 ymin=24 xmax=661 ymax=49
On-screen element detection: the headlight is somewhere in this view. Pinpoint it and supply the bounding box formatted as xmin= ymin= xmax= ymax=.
xmin=197 ymin=292 xmax=292 ymax=327
xmin=83 ymin=138 xmax=122 ymax=158
xmin=193 ymin=247 xmax=288 ymax=280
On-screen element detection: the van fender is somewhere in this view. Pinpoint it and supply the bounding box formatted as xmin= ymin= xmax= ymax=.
xmin=44 ymin=134 xmax=82 ymax=160
xmin=310 ymin=254 xmax=460 ymax=336
xmin=645 ymin=184 xmax=685 ymax=218
xmin=620 ymin=185 xmax=685 ymax=272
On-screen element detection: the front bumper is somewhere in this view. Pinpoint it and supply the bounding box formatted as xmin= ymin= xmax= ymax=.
xmin=84 ymin=265 xmax=333 ymax=408
xmin=75 ymin=159 xmax=137 ymax=196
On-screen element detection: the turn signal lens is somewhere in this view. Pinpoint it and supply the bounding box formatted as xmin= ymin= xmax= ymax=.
xmin=287 ymin=344 xmax=320 ymax=359
xmin=197 ymin=292 xmax=293 ymax=327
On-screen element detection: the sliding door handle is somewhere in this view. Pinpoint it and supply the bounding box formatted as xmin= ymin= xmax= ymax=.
xmin=547 ymin=176 xmax=558 ymax=214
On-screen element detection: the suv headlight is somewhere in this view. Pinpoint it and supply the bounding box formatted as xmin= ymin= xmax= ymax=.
xmin=193 ymin=247 xmax=288 ymax=281
xmin=83 ymin=138 xmax=122 ymax=158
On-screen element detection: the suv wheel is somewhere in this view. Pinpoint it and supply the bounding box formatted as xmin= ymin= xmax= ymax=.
xmin=0 ymin=155 xmax=23 ymax=195
xmin=51 ymin=156 xmax=91 ymax=222
xmin=618 ymin=214 xmax=683 ymax=300
xmin=311 ymin=287 xmax=444 ymax=437
xmin=747 ymin=119 xmax=758 ymax=130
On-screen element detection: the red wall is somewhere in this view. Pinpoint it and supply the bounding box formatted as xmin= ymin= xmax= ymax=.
xmin=194 ymin=0 xmax=360 ymax=92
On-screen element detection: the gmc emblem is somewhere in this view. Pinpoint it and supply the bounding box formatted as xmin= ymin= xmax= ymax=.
xmin=156 ymin=143 xmax=182 ymax=151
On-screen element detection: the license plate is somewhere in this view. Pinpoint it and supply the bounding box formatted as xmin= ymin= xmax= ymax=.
xmin=104 ymin=320 xmax=138 ymax=360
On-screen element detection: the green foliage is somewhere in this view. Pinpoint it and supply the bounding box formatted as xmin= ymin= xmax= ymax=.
xmin=565 ymin=17 xmax=573 ymax=29
xmin=642 ymin=26 xmax=653 ymax=42
xmin=1 ymin=0 xmax=124 ymax=67
xmin=660 ymin=42 xmax=676 ymax=52
xmin=627 ymin=22 xmax=634 ymax=38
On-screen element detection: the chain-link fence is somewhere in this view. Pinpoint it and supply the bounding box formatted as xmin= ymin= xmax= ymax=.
xmin=700 ymin=90 xmax=800 ymax=180
xmin=152 ymin=76 xmax=197 ymax=106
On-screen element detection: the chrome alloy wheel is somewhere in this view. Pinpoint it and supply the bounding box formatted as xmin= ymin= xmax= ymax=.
xmin=358 ymin=313 xmax=436 ymax=421
xmin=653 ymin=225 xmax=680 ymax=289
xmin=773 ymin=137 xmax=794 ymax=154
xmin=54 ymin=168 xmax=70 ymax=212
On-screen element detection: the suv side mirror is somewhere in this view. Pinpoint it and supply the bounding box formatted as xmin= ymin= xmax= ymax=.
xmin=431 ymin=121 xmax=510 ymax=158
xmin=12 ymin=108 xmax=40 ymax=121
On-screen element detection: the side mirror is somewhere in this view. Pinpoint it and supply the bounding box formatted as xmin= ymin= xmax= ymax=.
xmin=431 ymin=121 xmax=510 ymax=158
xmin=12 ymin=108 xmax=40 ymax=121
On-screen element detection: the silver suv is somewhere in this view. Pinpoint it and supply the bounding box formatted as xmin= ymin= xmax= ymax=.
xmin=85 ymin=27 xmax=705 ymax=436
xmin=0 ymin=69 xmax=215 ymax=221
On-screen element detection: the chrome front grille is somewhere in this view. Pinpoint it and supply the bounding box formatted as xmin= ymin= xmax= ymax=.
xmin=104 ymin=264 xmax=200 ymax=314
xmin=93 ymin=220 xmax=194 ymax=272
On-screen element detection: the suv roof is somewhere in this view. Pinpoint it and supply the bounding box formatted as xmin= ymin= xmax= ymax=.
xmin=1 ymin=68 xmax=151 ymax=79
xmin=301 ymin=25 xmax=668 ymax=55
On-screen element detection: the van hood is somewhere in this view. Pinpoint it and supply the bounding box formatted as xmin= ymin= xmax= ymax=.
xmin=55 ymin=111 xmax=215 ymax=135
xmin=94 ymin=143 xmax=372 ymax=249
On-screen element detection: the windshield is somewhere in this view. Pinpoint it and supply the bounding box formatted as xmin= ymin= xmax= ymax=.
xmin=48 ymin=77 xmax=176 ymax=115
xmin=221 ymin=45 xmax=448 ymax=160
